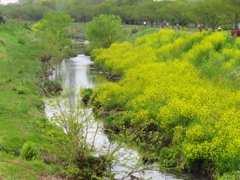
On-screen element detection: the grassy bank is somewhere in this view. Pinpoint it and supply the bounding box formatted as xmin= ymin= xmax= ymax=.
xmin=0 ymin=21 xmax=63 ymax=179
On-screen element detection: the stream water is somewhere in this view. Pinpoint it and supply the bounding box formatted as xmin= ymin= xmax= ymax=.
xmin=45 ymin=54 xmax=208 ymax=180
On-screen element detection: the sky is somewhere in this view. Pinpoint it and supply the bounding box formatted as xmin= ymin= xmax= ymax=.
xmin=0 ymin=0 xmax=18 ymax=4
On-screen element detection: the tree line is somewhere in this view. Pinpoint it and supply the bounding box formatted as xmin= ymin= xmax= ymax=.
xmin=1 ymin=0 xmax=240 ymax=32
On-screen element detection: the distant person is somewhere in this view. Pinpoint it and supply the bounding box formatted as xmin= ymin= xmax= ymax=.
xmin=218 ymin=26 xmax=222 ymax=31
xmin=166 ymin=22 xmax=169 ymax=28
xmin=160 ymin=22 xmax=164 ymax=29
xmin=176 ymin=23 xmax=180 ymax=30
xmin=199 ymin=25 xmax=203 ymax=32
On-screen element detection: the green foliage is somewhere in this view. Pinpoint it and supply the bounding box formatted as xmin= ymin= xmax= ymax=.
xmin=43 ymin=80 xmax=62 ymax=96
xmin=159 ymin=147 xmax=180 ymax=169
xmin=0 ymin=151 xmax=63 ymax=180
xmin=218 ymin=171 xmax=240 ymax=180
xmin=20 ymin=141 xmax=43 ymax=161
xmin=125 ymin=26 xmax=158 ymax=43
xmin=18 ymin=38 xmax=26 ymax=45
xmin=86 ymin=14 xmax=124 ymax=50
xmin=44 ymin=92 xmax=115 ymax=179
xmin=32 ymin=11 xmax=74 ymax=60
xmin=23 ymin=21 xmax=31 ymax=30
xmin=131 ymin=27 xmax=138 ymax=34
xmin=1 ymin=4 xmax=50 ymax=21
xmin=65 ymin=23 xmax=88 ymax=40
xmin=80 ymin=87 xmax=93 ymax=105
xmin=105 ymin=0 xmax=138 ymax=6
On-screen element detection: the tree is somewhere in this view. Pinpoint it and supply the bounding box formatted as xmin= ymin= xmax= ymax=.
xmin=66 ymin=4 xmax=95 ymax=22
xmin=166 ymin=1 xmax=192 ymax=28
xmin=32 ymin=11 xmax=74 ymax=60
xmin=93 ymin=3 xmax=114 ymax=16
xmin=119 ymin=5 xmax=137 ymax=24
xmin=86 ymin=14 xmax=123 ymax=49
xmin=45 ymin=88 xmax=159 ymax=179
xmin=104 ymin=0 xmax=138 ymax=6
xmin=136 ymin=2 xmax=159 ymax=27
xmin=65 ymin=0 xmax=99 ymax=22
xmin=155 ymin=1 xmax=172 ymax=28
xmin=218 ymin=0 xmax=240 ymax=35
xmin=190 ymin=0 xmax=222 ymax=32
xmin=23 ymin=6 xmax=50 ymax=21
xmin=1 ymin=3 xmax=52 ymax=21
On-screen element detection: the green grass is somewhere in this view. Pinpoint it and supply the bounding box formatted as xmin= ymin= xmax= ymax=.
xmin=0 ymin=21 xmax=63 ymax=179
xmin=0 ymin=21 xmax=44 ymax=149
xmin=0 ymin=151 xmax=63 ymax=180
xmin=122 ymin=25 xmax=158 ymax=43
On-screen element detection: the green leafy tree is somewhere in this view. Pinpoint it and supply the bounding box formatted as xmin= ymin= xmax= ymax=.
xmin=155 ymin=1 xmax=172 ymax=27
xmin=166 ymin=1 xmax=192 ymax=28
xmin=94 ymin=3 xmax=114 ymax=16
xmin=86 ymin=14 xmax=123 ymax=49
xmin=65 ymin=0 xmax=99 ymax=22
xmin=117 ymin=5 xmax=136 ymax=24
xmin=20 ymin=0 xmax=75 ymax=9
xmin=32 ymin=11 xmax=74 ymax=60
xmin=218 ymin=0 xmax=240 ymax=35
xmin=191 ymin=0 xmax=223 ymax=32
xmin=136 ymin=2 xmax=162 ymax=27
xmin=66 ymin=4 xmax=95 ymax=22
xmin=105 ymin=0 xmax=138 ymax=6
xmin=45 ymin=89 xmax=156 ymax=179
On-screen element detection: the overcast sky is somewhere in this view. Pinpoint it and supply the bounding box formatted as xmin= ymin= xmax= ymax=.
xmin=1 ymin=0 xmax=18 ymax=4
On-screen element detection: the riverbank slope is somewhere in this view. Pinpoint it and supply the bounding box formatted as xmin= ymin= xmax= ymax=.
xmin=0 ymin=21 xmax=63 ymax=179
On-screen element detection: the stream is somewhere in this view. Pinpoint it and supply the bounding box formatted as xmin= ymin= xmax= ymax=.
xmin=45 ymin=54 xmax=208 ymax=180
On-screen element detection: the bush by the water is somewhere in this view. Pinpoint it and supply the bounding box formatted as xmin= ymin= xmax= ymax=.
xmin=131 ymin=27 xmax=138 ymax=34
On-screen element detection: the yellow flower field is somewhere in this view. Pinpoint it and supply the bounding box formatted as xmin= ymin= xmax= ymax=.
xmin=91 ymin=29 xmax=240 ymax=178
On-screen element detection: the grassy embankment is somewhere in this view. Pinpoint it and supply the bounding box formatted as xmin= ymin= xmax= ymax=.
xmin=0 ymin=21 xmax=63 ymax=179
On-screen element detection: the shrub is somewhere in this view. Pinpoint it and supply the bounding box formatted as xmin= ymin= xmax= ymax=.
xmin=80 ymin=88 xmax=93 ymax=105
xmin=131 ymin=27 xmax=138 ymax=34
xmin=43 ymin=80 xmax=62 ymax=96
xmin=20 ymin=141 xmax=43 ymax=161
xmin=23 ymin=22 xmax=31 ymax=30
xmin=86 ymin=14 xmax=123 ymax=49
xmin=12 ymin=84 xmax=30 ymax=95
xmin=18 ymin=38 xmax=26 ymax=45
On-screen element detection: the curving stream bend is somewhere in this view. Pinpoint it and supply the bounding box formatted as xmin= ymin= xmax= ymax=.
xmin=45 ymin=54 xmax=201 ymax=180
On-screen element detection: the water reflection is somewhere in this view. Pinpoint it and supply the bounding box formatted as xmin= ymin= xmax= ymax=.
xmin=49 ymin=54 xmax=107 ymax=105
